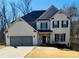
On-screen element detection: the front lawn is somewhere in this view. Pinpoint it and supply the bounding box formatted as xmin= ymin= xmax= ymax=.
xmin=25 ymin=46 xmax=79 ymax=58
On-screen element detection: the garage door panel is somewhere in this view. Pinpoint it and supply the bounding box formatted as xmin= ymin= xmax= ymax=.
xmin=10 ymin=36 xmax=33 ymax=46
xmin=10 ymin=39 xmax=22 ymax=46
xmin=22 ymin=36 xmax=33 ymax=46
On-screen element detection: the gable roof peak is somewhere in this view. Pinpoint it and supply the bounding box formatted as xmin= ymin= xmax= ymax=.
xmin=57 ymin=9 xmax=65 ymax=13
xmin=49 ymin=5 xmax=58 ymax=10
xmin=38 ymin=5 xmax=58 ymax=20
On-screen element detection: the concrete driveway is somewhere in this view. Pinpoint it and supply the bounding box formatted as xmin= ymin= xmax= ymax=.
xmin=0 ymin=46 xmax=34 ymax=58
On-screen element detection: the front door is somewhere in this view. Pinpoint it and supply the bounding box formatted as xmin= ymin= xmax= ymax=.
xmin=42 ymin=36 xmax=46 ymax=44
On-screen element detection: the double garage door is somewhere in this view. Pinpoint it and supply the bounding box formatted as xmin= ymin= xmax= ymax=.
xmin=10 ymin=36 xmax=33 ymax=46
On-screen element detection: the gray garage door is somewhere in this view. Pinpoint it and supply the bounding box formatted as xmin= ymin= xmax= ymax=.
xmin=10 ymin=36 xmax=33 ymax=46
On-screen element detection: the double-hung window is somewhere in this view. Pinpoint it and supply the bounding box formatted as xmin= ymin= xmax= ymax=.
xmin=52 ymin=21 xmax=59 ymax=28
xmin=41 ymin=22 xmax=47 ymax=30
xmin=55 ymin=34 xmax=65 ymax=42
xmin=61 ymin=20 xmax=68 ymax=28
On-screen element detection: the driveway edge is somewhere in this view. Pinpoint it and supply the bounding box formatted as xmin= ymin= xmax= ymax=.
xmin=24 ymin=46 xmax=37 ymax=58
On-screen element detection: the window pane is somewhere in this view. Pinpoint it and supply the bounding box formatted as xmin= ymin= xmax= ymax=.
xmin=55 ymin=34 xmax=59 ymax=42
xmin=53 ymin=21 xmax=59 ymax=28
xmin=62 ymin=20 xmax=68 ymax=28
xmin=61 ymin=34 xmax=65 ymax=41
xmin=54 ymin=21 xmax=58 ymax=25
xmin=63 ymin=21 xmax=66 ymax=24
xmin=41 ymin=22 xmax=47 ymax=30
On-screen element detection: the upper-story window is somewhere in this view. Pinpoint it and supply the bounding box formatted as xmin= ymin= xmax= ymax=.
xmin=61 ymin=20 xmax=68 ymax=28
xmin=52 ymin=21 xmax=59 ymax=28
xmin=41 ymin=22 xmax=47 ymax=30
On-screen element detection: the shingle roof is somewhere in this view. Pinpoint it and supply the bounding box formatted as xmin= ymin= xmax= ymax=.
xmin=38 ymin=5 xmax=58 ymax=20
xmin=22 ymin=10 xmax=45 ymax=29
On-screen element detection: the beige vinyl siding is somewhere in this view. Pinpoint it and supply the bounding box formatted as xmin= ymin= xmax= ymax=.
xmin=5 ymin=18 xmax=38 ymax=46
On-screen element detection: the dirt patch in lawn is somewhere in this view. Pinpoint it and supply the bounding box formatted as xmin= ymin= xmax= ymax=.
xmin=0 ymin=45 xmax=6 ymax=49
xmin=25 ymin=46 xmax=79 ymax=58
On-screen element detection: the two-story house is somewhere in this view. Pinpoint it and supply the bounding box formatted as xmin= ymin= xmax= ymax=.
xmin=5 ymin=5 xmax=70 ymax=47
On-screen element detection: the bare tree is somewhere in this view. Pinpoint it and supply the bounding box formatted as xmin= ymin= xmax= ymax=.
xmin=63 ymin=3 xmax=78 ymax=17
xmin=1 ymin=0 xmax=8 ymax=29
xmin=9 ymin=2 xmax=17 ymax=21
xmin=0 ymin=0 xmax=7 ymax=43
xmin=0 ymin=0 xmax=32 ymax=29
xmin=23 ymin=0 xmax=32 ymax=14
xmin=9 ymin=0 xmax=32 ymax=21
xmin=15 ymin=0 xmax=32 ymax=15
xmin=0 ymin=11 xmax=3 ymax=30
xmin=63 ymin=3 xmax=79 ymax=37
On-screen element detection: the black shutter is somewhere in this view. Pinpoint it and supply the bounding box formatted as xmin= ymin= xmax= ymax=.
xmin=64 ymin=34 xmax=65 ymax=41
xmin=58 ymin=21 xmax=59 ymax=28
xmin=52 ymin=21 xmax=54 ymax=28
xmin=46 ymin=22 xmax=47 ymax=29
xmin=66 ymin=20 xmax=68 ymax=27
xmin=61 ymin=21 xmax=63 ymax=28
xmin=55 ymin=34 xmax=56 ymax=42
xmin=41 ymin=23 xmax=42 ymax=29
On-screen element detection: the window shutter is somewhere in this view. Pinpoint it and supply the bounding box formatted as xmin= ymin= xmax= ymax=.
xmin=55 ymin=34 xmax=56 ymax=42
xmin=52 ymin=21 xmax=54 ymax=28
xmin=66 ymin=20 xmax=68 ymax=27
xmin=41 ymin=23 xmax=42 ymax=29
xmin=61 ymin=21 xmax=63 ymax=28
xmin=46 ymin=22 xmax=47 ymax=29
xmin=58 ymin=21 xmax=59 ymax=28
xmin=64 ymin=34 xmax=65 ymax=41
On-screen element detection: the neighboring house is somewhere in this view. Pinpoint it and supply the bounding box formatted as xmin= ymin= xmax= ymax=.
xmin=5 ymin=5 xmax=70 ymax=47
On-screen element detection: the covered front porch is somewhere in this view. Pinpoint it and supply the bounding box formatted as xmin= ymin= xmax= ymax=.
xmin=37 ymin=30 xmax=52 ymax=45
